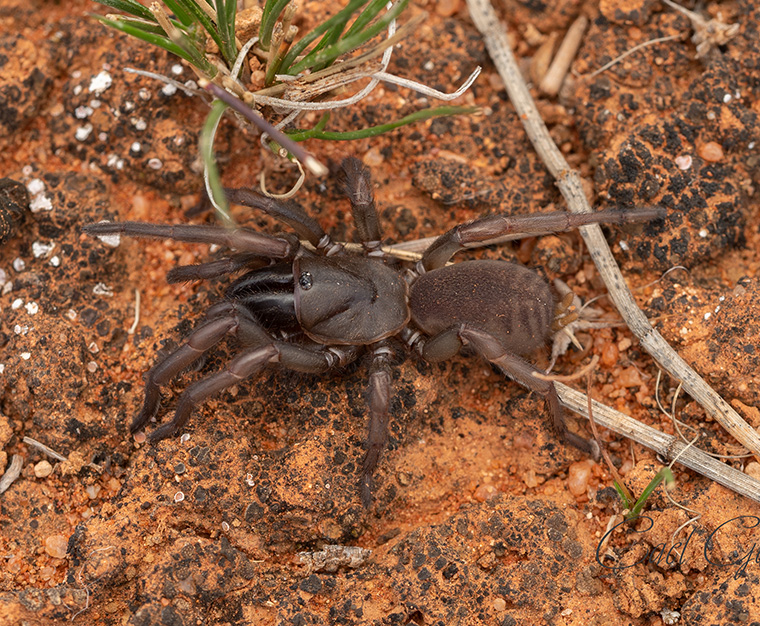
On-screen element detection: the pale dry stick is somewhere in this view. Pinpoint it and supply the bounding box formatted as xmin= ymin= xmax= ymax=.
xmin=466 ymin=0 xmax=760 ymax=464
xmin=0 ymin=454 xmax=23 ymax=495
xmin=128 ymin=288 xmax=141 ymax=335
xmin=23 ymin=436 xmax=66 ymax=462
xmin=539 ymin=14 xmax=588 ymax=96
xmin=23 ymin=436 xmax=104 ymax=472
xmin=596 ymin=512 xmax=623 ymax=561
xmin=123 ymin=68 xmax=203 ymax=97
xmin=557 ymin=384 xmax=760 ymax=502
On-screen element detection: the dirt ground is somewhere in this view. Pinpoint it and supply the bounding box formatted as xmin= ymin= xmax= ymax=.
xmin=1 ymin=0 xmax=760 ymax=624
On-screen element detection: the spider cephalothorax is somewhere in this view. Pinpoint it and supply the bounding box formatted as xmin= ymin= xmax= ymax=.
xmin=83 ymin=158 xmax=663 ymax=506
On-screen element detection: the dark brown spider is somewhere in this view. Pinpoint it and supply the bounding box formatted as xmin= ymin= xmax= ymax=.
xmin=83 ymin=158 xmax=663 ymax=506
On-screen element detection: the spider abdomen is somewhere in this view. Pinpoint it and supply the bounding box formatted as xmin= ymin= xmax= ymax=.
xmin=409 ymin=260 xmax=555 ymax=355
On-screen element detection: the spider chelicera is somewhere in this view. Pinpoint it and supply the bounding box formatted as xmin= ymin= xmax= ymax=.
xmin=83 ymin=158 xmax=662 ymax=506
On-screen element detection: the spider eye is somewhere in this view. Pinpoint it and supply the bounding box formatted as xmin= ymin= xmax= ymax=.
xmin=298 ymin=271 xmax=313 ymax=290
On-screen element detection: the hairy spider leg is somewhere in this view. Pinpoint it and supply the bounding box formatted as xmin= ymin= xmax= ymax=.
xmin=224 ymin=188 xmax=327 ymax=247
xmin=133 ymin=303 xmax=249 ymax=434
xmin=340 ymin=157 xmax=382 ymax=250
xmin=166 ymin=253 xmax=270 ymax=283
xmin=420 ymin=323 xmax=599 ymax=457
xmin=135 ymin=301 xmax=361 ymax=441
xmin=227 ymin=158 xmax=384 ymax=256
xmin=420 ymin=206 xmax=666 ymax=270
xmin=84 ymin=221 xmax=300 ymax=287
xmin=150 ymin=343 xmax=281 ymax=441
xmin=338 ymin=158 xmax=397 ymax=506
xmin=82 ymin=222 xmax=297 ymax=258
xmin=360 ymin=343 xmax=393 ymax=507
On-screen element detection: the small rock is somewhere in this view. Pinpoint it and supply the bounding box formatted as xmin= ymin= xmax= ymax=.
xmin=34 ymin=460 xmax=53 ymax=478
xmin=745 ymin=462 xmax=760 ymax=480
xmin=698 ymin=141 xmax=724 ymax=162
xmin=567 ymin=460 xmax=595 ymax=496
xmin=44 ymin=534 xmax=69 ymax=559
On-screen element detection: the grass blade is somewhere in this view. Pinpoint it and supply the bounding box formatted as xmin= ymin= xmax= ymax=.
xmin=627 ymin=468 xmax=675 ymax=519
xmin=286 ymin=105 xmax=478 ymax=141
xmin=287 ymin=0 xmax=409 ymax=76
xmin=169 ymin=28 xmax=220 ymax=76
xmin=259 ymin=0 xmax=291 ymax=51
xmin=214 ymin=0 xmax=239 ymax=66
xmin=162 ymin=0 xmax=195 ymax=26
xmin=99 ymin=15 xmax=168 ymax=36
xmin=200 ymin=99 xmax=234 ymax=226
xmin=165 ymin=0 xmax=226 ymax=54
xmin=344 ymin=0 xmax=390 ymax=38
xmin=92 ymin=15 xmax=201 ymax=67
xmin=93 ymin=0 xmax=155 ymax=21
xmin=297 ymin=0 xmax=389 ymax=72
xmin=279 ymin=0 xmax=368 ymax=72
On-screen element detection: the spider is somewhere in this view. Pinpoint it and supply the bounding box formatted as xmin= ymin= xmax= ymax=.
xmin=83 ymin=158 xmax=663 ymax=506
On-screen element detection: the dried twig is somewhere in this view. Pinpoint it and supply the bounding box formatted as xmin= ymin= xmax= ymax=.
xmin=539 ymin=15 xmax=587 ymax=96
xmin=23 ymin=436 xmax=66 ymax=462
xmin=23 ymin=436 xmax=103 ymax=472
xmin=0 ymin=454 xmax=23 ymax=495
xmin=466 ymin=0 xmax=760 ymax=497
xmin=128 ymin=288 xmax=141 ymax=335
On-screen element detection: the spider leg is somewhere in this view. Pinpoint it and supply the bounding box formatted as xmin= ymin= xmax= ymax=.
xmin=224 ymin=188 xmax=327 ymax=247
xmin=166 ymin=253 xmax=269 ymax=283
xmin=150 ymin=341 xmax=360 ymax=440
xmin=420 ymin=206 xmax=665 ymax=270
xmin=83 ymin=222 xmax=297 ymax=259
xmin=360 ymin=343 xmax=393 ymax=508
xmin=133 ymin=304 xmax=248 ymax=434
xmin=149 ymin=343 xmax=281 ymax=440
xmin=142 ymin=302 xmax=361 ymax=440
xmin=340 ymin=157 xmax=383 ymax=250
xmin=420 ymin=324 xmax=599 ymax=458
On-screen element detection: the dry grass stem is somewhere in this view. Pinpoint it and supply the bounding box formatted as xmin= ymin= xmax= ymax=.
xmin=539 ymin=14 xmax=587 ymax=96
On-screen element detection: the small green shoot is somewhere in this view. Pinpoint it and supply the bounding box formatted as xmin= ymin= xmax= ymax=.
xmin=585 ymin=366 xmax=676 ymax=519
xmin=616 ymin=467 xmax=675 ymax=519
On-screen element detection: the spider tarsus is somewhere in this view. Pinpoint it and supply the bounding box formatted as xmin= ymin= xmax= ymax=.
xmin=147 ymin=422 xmax=180 ymax=442
xmin=131 ymin=385 xmax=161 ymax=434
xmin=359 ymin=473 xmax=374 ymax=509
